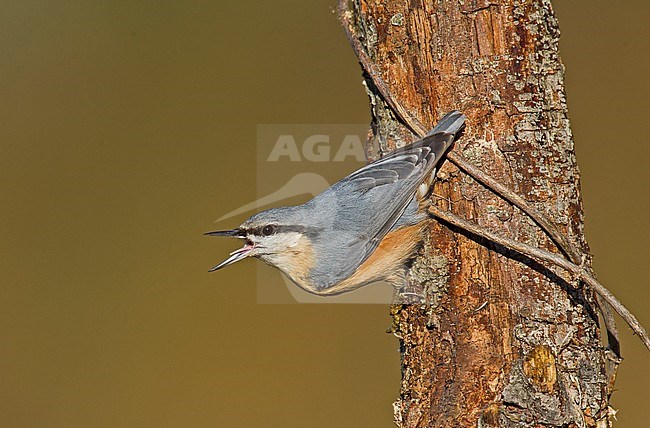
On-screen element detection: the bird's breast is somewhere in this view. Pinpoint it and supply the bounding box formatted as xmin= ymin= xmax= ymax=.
xmin=295 ymin=222 xmax=426 ymax=296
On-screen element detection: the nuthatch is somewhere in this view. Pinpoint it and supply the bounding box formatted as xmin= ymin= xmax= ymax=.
xmin=206 ymin=111 xmax=466 ymax=296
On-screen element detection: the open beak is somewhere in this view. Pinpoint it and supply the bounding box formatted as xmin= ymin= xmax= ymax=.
xmin=204 ymin=228 xmax=254 ymax=271
xmin=208 ymin=242 xmax=255 ymax=271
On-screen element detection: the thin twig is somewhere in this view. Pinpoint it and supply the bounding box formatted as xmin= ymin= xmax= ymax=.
xmin=338 ymin=0 xmax=624 ymax=354
xmin=428 ymin=204 xmax=650 ymax=351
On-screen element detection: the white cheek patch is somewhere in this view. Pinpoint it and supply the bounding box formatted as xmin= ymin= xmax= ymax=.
xmin=269 ymin=232 xmax=302 ymax=249
xmin=250 ymin=232 xmax=303 ymax=251
xmin=257 ymin=232 xmax=306 ymax=271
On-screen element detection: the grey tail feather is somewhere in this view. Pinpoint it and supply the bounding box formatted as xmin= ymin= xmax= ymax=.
xmin=426 ymin=110 xmax=466 ymax=138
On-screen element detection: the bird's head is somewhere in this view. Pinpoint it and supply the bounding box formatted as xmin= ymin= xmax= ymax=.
xmin=206 ymin=206 xmax=318 ymax=274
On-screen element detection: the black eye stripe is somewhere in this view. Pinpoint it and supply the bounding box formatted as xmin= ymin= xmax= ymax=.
xmin=243 ymin=225 xmax=277 ymax=236
xmin=243 ymin=225 xmax=323 ymax=237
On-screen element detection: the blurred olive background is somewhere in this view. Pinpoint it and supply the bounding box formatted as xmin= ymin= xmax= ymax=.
xmin=0 ymin=1 xmax=647 ymax=426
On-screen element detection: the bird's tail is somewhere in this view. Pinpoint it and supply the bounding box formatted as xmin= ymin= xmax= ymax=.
xmin=425 ymin=110 xmax=466 ymax=166
xmin=423 ymin=110 xmax=466 ymax=163
xmin=415 ymin=110 xmax=466 ymax=200
xmin=427 ymin=110 xmax=466 ymax=138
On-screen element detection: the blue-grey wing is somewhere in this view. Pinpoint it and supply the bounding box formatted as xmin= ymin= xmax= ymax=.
xmin=308 ymin=111 xmax=466 ymax=288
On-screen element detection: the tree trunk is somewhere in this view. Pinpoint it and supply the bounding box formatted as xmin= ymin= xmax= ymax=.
xmin=344 ymin=1 xmax=614 ymax=426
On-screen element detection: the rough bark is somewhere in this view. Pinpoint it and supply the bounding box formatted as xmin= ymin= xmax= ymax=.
xmin=347 ymin=1 xmax=614 ymax=427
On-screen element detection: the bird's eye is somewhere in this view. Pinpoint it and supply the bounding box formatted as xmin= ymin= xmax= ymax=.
xmin=262 ymin=225 xmax=276 ymax=236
